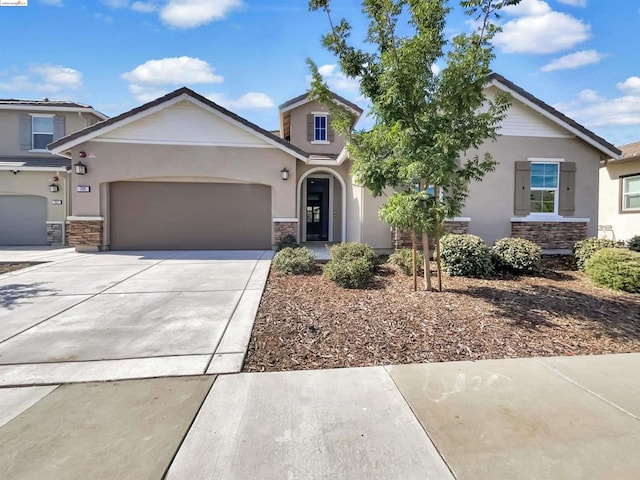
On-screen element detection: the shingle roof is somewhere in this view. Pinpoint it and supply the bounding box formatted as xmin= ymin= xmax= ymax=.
xmin=0 ymin=99 xmax=94 ymax=109
xmin=0 ymin=155 xmax=71 ymax=169
xmin=618 ymin=141 xmax=640 ymax=160
xmin=279 ymin=91 xmax=364 ymax=114
xmin=49 ymin=87 xmax=310 ymax=160
xmin=488 ymin=73 xmax=621 ymax=158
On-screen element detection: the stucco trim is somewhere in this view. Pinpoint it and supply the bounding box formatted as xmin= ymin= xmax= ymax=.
xmin=273 ymin=218 xmax=299 ymax=222
xmin=0 ymin=166 xmax=68 ymax=172
xmin=67 ymin=216 xmax=104 ymax=221
xmin=91 ymin=138 xmax=278 ymax=148
xmin=510 ymin=216 xmax=590 ymax=223
xmin=447 ymin=217 xmax=471 ymax=222
xmin=45 ymin=221 xmax=64 ymax=224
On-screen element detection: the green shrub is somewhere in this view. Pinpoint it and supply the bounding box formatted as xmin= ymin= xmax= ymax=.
xmin=272 ymin=247 xmax=316 ymax=275
xmin=323 ymin=257 xmax=374 ymax=288
xmin=584 ymin=248 xmax=640 ymax=293
xmin=573 ymin=238 xmax=622 ymax=270
xmin=490 ymin=237 xmax=541 ymax=274
xmin=328 ymin=242 xmax=378 ymax=271
xmin=628 ymin=235 xmax=640 ymax=252
xmin=439 ymin=234 xmax=493 ymax=278
xmin=389 ymin=248 xmax=424 ymax=275
xmin=275 ymin=234 xmax=299 ymax=252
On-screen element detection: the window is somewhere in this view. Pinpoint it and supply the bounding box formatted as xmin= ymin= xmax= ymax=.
xmin=314 ymin=114 xmax=327 ymax=142
xmin=530 ymin=162 xmax=559 ymax=214
xmin=31 ymin=115 xmax=54 ymax=150
xmin=622 ymin=175 xmax=640 ymax=211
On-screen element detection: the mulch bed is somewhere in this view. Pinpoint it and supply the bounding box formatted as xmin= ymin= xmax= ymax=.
xmin=243 ymin=257 xmax=640 ymax=372
xmin=0 ymin=263 xmax=38 ymax=275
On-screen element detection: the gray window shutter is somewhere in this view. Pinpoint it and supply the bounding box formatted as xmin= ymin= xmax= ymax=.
xmin=558 ymin=162 xmax=576 ymax=216
xmin=328 ymin=118 xmax=335 ymax=142
xmin=53 ymin=115 xmax=66 ymax=141
xmin=514 ymin=161 xmax=531 ymax=216
xmin=19 ymin=114 xmax=31 ymax=150
xmin=307 ymin=114 xmax=314 ymax=141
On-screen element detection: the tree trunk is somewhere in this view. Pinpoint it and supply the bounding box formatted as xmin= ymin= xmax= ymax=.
xmin=435 ymin=228 xmax=443 ymax=291
xmin=411 ymin=229 xmax=417 ymax=292
xmin=422 ymin=232 xmax=432 ymax=291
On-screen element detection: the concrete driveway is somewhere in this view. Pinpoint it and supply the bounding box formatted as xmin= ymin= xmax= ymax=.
xmin=0 ymin=248 xmax=272 ymax=386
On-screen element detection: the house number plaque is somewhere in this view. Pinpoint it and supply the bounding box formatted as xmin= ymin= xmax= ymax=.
xmin=77 ymin=185 xmax=91 ymax=193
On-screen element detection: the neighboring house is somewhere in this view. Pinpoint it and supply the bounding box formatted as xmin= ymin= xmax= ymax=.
xmin=48 ymin=73 xmax=619 ymax=253
xmin=599 ymin=141 xmax=640 ymax=242
xmin=0 ymin=99 xmax=107 ymax=245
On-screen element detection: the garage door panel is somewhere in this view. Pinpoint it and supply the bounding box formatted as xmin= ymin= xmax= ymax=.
xmin=109 ymin=182 xmax=271 ymax=250
xmin=0 ymin=195 xmax=48 ymax=245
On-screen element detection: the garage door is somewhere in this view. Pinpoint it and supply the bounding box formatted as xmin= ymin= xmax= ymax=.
xmin=109 ymin=182 xmax=272 ymax=250
xmin=0 ymin=195 xmax=48 ymax=245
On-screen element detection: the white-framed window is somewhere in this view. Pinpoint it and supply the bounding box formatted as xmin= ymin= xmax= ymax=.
xmin=313 ymin=114 xmax=327 ymax=142
xmin=530 ymin=161 xmax=559 ymax=214
xmin=622 ymin=174 xmax=640 ymax=211
xmin=31 ymin=114 xmax=54 ymax=150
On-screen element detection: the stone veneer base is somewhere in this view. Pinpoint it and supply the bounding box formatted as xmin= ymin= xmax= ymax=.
xmin=511 ymin=221 xmax=588 ymax=250
xmin=67 ymin=220 xmax=104 ymax=251
xmin=273 ymin=220 xmax=298 ymax=246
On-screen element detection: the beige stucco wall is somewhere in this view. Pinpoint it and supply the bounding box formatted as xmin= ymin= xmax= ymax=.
xmin=0 ymin=110 xmax=102 ymax=156
xmin=361 ymin=188 xmax=393 ymax=249
xmin=289 ymin=100 xmax=347 ymax=155
xmin=461 ymin=135 xmax=602 ymax=246
xmin=68 ymin=142 xmax=297 ymax=223
xmin=599 ymin=159 xmax=640 ymax=241
xmin=0 ymin=170 xmax=68 ymax=222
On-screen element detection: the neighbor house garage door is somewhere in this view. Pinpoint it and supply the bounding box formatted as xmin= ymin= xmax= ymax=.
xmin=0 ymin=195 xmax=48 ymax=245
xmin=109 ymin=182 xmax=272 ymax=250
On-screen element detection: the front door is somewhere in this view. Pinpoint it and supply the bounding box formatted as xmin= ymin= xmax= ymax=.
xmin=306 ymin=178 xmax=329 ymax=241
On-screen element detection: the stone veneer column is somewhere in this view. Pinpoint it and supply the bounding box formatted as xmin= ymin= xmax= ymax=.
xmin=67 ymin=217 xmax=104 ymax=252
xmin=46 ymin=222 xmax=64 ymax=246
xmin=273 ymin=218 xmax=299 ymax=247
xmin=511 ymin=221 xmax=588 ymax=250
xmin=392 ymin=219 xmax=470 ymax=249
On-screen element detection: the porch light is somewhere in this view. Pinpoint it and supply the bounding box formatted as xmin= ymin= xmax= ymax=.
xmin=49 ymin=183 xmax=59 ymax=193
xmin=74 ymin=161 xmax=87 ymax=175
xmin=280 ymin=167 xmax=290 ymax=181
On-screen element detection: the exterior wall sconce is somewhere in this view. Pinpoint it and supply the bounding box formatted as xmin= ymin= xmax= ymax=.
xmin=281 ymin=167 xmax=290 ymax=181
xmin=49 ymin=183 xmax=60 ymax=193
xmin=74 ymin=161 xmax=87 ymax=175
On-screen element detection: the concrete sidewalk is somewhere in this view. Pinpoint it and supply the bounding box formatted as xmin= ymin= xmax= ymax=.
xmin=1 ymin=353 xmax=638 ymax=479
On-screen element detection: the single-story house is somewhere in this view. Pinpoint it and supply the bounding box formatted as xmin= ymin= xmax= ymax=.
xmin=599 ymin=141 xmax=640 ymax=242
xmin=47 ymin=73 xmax=620 ymax=252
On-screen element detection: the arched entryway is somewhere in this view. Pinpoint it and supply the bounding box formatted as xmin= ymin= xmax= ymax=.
xmin=296 ymin=167 xmax=346 ymax=243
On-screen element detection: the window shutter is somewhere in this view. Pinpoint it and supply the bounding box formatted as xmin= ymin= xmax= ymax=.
xmin=328 ymin=118 xmax=335 ymax=142
xmin=53 ymin=115 xmax=66 ymax=141
xmin=307 ymin=114 xmax=314 ymax=141
xmin=559 ymin=162 xmax=576 ymax=216
xmin=19 ymin=114 xmax=31 ymax=150
xmin=514 ymin=161 xmax=531 ymax=216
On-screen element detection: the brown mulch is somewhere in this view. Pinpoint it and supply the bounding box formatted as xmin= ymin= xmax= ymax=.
xmin=244 ymin=258 xmax=640 ymax=372
xmin=0 ymin=263 xmax=38 ymax=275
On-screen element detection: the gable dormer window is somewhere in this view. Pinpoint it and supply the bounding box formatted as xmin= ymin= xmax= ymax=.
xmin=314 ymin=114 xmax=327 ymax=142
xmin=19 ymin=113 xmax=65 ymax=151
xmin=31 ymin=115 xmax=54 ymax=150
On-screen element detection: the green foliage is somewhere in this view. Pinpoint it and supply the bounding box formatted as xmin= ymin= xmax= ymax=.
xmin=628 ymin=235 xmax=640 ymax=252
xmin=323 ymin=257 xmax=374 ymax=289
xmin=389 ymin=248 xmax=424 ymax=275
xmin=275 ymin=234 xmax=300 ymax=252
xmin=328 ymin=242 xmax=378 ymax=270
xmin=272 ymin=247 xmax=317 ymax=275
xmin=490 ymin=237 xmax=541 ymax=274
xmin=573 ymin=238 xmax=622 ymax=271
xmin=584 ymin=248 xmax=640 ymax=293
xmin=439 ymin=234 xmax=493 ymax=278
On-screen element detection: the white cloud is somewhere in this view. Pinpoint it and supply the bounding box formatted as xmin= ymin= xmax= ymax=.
xmin=131 ymin=1 xmax=156 ymax=13
xmin=39 ymin=0 xmax=63 ymax=6
xmin=431 ymin=64 xmax=441 ymax=75
xmin=558 ymin=0 xmax=587 ymax=6
xmin=160 ymin=0 xmax=243 ymax=28
xmin=554 ymin=78 xmax=640 ymax=129
xmin=315 ymin=64 xmax=360 ymax=93
xmin=0 ymin=64 xmax=83 ymax=94
xmin=101 ymin=0 xmax=129 ymax=7
xmin=495 ymin=0 xmax=590 ymax=55
xmin=122 ymin=56 xmax=224 ymax=102
xmin=207 ymin=92 xmax=274 ymax=111
xmin=540 ymin=49 xmax=605 ymax=72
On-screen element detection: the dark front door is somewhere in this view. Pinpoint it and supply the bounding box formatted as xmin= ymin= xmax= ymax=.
xmin=306 ymin=178 xmax=329 ymax=241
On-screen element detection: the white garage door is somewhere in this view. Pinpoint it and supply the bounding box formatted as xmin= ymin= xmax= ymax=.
xmin=0 ymin=195 xmax=48 ymax=245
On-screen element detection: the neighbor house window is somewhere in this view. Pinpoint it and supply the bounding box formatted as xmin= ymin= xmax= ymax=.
xmin=530 ymin=162 xmax=559 ymax=214
xmin=31 ymin=115 xmax=54 ymax=150
xmin=314 ymin=114 xmax=327 ymax=142
xmin=622 ymin=174 xmax=640 ymax=211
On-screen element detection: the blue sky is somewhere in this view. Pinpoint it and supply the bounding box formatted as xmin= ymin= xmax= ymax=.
xmin=1 ymin=0 xmax=638 ymax=147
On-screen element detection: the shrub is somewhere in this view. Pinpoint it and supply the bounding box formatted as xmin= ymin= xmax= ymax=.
xmin=389 ymin=248 xmax=424 ymax=275
xmin=328 ymin=242 xmax=378 ymax=271
xmin=439 ymin=234 xmax=493 ymax=278
xmin=628 ymin=235 xmax=640 ymax=252
xmin=584 ymin=248 xmax=640 ymax=293
xmin=573 ymin=238 xmax=621 ymax=271
xmin=272 ymin=247 xmax=316 ymax=275
xmin=323 ymin=257 xmax=374 ymax=288
xmin=275 ymin=234 xmax=299 ymax=252
xmin=490 ymin=237 xmax=541 ymax=274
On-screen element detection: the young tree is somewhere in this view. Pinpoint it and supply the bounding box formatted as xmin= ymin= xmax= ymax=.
xmin=308 ymin=0 xmax=520 ymax=290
